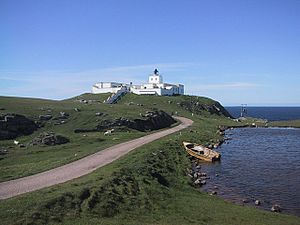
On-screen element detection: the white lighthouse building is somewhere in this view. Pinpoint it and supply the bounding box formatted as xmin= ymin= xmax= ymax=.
xmin=92 ymin=69 xmax=184 ymax=96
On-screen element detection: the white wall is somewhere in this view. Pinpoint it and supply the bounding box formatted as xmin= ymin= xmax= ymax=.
xmin=92 ymin=86 xmax=123 ymax=94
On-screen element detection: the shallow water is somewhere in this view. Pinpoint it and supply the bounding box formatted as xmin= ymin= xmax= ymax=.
xmin=200 ymin=127 xmax=300 ymax=216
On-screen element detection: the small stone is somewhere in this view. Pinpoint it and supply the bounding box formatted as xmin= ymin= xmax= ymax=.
xmin=213 ymin=186 xmax=218 ymax=189
xmin=39 ymin=114 xmax=52 ymax=121
xmin=271 ymin=204 xmax=281 ymax=212
xmin=215 ymin=173 xmax=219 ymax=177
xmin=242 ymin=199 xmax=249 ymax=203
xmin=200 ymin=180 xmax=206 ymax=185
xmin=210 ymin=191 xmax=217 ymax=195
xmin=255 ymin=200 xmax=261 ymax=206
xmin=194 ymin=179 xmax=201 ymax=185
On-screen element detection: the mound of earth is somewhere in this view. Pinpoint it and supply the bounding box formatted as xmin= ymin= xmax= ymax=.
xmin=0 ymin=114 xmax=38 ymax=140
xmin=30 ymin=132 xmax=69 ymax=146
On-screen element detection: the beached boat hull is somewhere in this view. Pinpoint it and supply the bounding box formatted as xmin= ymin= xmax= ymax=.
xmin=183 ymin=142 xmax=221 ymax=162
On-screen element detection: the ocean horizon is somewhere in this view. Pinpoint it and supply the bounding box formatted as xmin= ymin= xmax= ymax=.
xmin=225 ymin=106 xmax=300 ymax=121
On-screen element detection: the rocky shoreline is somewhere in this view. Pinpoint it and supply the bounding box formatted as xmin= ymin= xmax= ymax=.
xmin=186 ymin=126 xmax=284 ymax=214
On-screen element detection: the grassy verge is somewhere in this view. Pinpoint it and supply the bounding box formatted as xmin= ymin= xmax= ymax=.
xmin=269 ymin=120 xmax=300 ymax=128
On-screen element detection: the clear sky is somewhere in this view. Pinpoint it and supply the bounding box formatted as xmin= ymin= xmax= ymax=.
xmin=1 ymin=0 xmax=299 ymax=106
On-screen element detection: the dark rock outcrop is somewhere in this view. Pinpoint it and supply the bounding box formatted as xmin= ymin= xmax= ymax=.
xmin=39 ymin=114 xmax=52 ymax=121
xmin=30 ymin=132 xmax=69 ymax=146
xmin=96 ymin=110 xmax=176 ymax=132
xmin=128 ymin=111 xmax=176 ymax=131
xmin=179 ymin=99 xmax=232 ymax=118
xmin=0 ymin=114 xmax=38 ymax=140
xmin=75 ymin=110 xmax=176 ymax=133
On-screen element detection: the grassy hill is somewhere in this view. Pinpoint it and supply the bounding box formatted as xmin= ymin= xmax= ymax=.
xmin=0 ymin=93 xmax=299 ymax=225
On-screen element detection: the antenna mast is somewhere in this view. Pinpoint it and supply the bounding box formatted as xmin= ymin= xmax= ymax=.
xmin=240 ymin=104 xmax=247 ymax=117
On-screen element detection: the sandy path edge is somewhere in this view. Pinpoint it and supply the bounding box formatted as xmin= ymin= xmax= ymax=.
xmin=0 ymin=116 xmax=193 ymax=200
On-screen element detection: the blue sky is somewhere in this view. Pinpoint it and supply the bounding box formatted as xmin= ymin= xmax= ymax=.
xmin=0 ymin=0 xmax=299 ymax=106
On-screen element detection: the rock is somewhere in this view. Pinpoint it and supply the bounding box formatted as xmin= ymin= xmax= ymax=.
xmin=213 ymin=186 xmax=218 ymax=189
xmin=210 ymin=191 xmax=217 ymax=195
xmin=30 ymin=132 xmax=69 ymax=146
xmin=215 ymin=173 xmax=219 ymax=177
xmin=0 ymin=148 xmax=8 ymax=155
xmin=19 ymin=144 xmax=26 ymax=148
xmin=0 ymin=114 xmax=38 ymax=140
xmin=39 ymin=114 xmax=52 ymax=121
xmin=74 ymin=108 xmax=80 ymax=112
xmin=255 ymin=200 xmax=261 ymax=206
xmin=271 ymin=204 xmax=281 ymax=212
xmin=194 ymin=179 xmax=201 ymax=185
xmin=96 ymin=110 xmax=176 ymax=132
xmin=193 ymin=173 xmax=198 ymax=179
xmin=200 ymin=180 xmax=206 ymax=185
xmin=95 ymin=112 xmax=103 ymax=116
xmin=242 ymin=199 xmax=249 ymax=203
xmin=60 ymin=112 xmax=69 ymax=117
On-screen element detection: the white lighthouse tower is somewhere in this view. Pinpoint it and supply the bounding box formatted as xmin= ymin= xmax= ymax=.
xmin=148 ymin=69 xmax=163 ymax=84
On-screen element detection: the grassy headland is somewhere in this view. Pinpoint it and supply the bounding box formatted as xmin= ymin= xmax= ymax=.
xmin=0 ymin=93 xmax=299 ymax=225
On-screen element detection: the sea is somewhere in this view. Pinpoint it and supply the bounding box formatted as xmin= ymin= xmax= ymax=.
xmin=225 ymin=106 xmax=300 ymax=121
xmin=200 ymin=107 xmax=300 ymax=216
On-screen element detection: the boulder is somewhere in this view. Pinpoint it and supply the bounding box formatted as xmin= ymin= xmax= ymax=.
xmin=30 ymin=132 xmax=69 ymax=146
xmin=210 ymin=191 xmax=218 ymax=195
xmin=0 ymin=114 xmax=38 ymax=140
xmin=242 ymin=199 xmax=249 ymax=203
xmin=39 ymin=114 xmax=52 ymax=121
xmin=255 ymin=200 xmax=261 ymax=206
xmin=271 ymin=204 xmax=281 ymax=212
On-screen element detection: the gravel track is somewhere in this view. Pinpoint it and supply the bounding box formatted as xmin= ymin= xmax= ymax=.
xmin=0 ymin=116 xmax=193 ymax=199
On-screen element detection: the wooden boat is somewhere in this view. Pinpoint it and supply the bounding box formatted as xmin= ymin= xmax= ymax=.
xmin=183 ymin=142 xmax=221 ymax=162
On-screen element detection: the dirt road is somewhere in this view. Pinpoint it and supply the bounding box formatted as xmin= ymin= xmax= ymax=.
xmin=0 ymin=116 xmax=193 ymax=199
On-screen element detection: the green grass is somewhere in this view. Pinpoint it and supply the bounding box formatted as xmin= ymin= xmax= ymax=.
xmin=0 ymin=93 xmax=231 ymax=181
xmin=269 ymin=120 xmax=300 ymax=128
xmin=0 ymin=93 xmax=299 ymax=225
xmin=0 ymin=94 xmax=150 ymax=181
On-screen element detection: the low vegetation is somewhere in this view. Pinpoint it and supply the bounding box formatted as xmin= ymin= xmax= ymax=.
xmin=0 ymin=93 xmax=299 ymax=225
xmin=269 ymin=119 xmax=300 ymax=128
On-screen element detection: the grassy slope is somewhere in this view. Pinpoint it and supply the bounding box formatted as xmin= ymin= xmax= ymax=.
xmin=0 ymin=93 xmax=299 ymax=225
xmin=0 ymin=94 xmax=158 ymax=181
